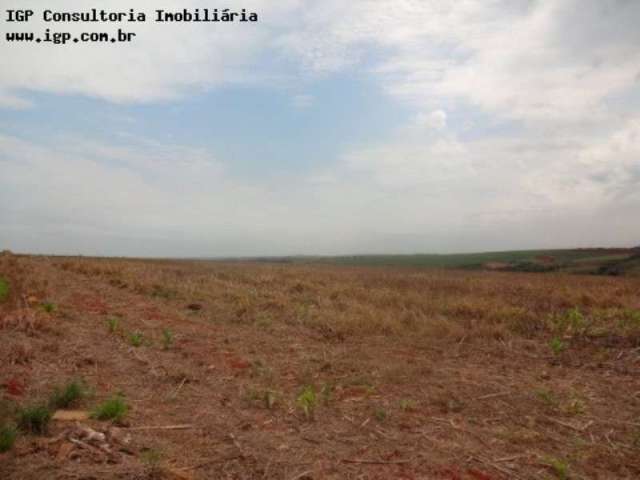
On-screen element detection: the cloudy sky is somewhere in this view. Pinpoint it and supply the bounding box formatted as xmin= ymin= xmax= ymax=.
xmin=1 ymin=0 xmax=639 ymax=257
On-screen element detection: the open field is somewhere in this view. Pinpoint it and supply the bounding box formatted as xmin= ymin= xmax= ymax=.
xmin=1 ymin=252 xmax=640 ymax=479
xmin=272 ymin=248 xmax=640 ymax=276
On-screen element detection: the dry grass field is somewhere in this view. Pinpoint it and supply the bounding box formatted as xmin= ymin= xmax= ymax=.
xmin=1 ymin=252 xmax=640 ymax=479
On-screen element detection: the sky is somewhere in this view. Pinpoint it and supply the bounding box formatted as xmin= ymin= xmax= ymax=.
xmin=1 ymin=0 xmax=639 ymax=257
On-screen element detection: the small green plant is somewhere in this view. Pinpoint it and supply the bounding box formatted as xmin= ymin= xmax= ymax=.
xmin=161 ymin=328 xmax=174 ymax=349
xmin=49 ymin=379 xmax=87 ymax=409
xmin=296 ymin=386 xmax=317 ymax=419
xmin=566 ymin=307 xmax=582 ymax=323
xmin=552 ymin=307 xmax=588 ymax=337
xmin=41 ymin=302 xmax=57 ymax=314
xmin=128 ymin=332 xmax=144 ymax=347
xmin=107 ymin=317 xmax=120 ymax=334
xmin=374 ymin=408 xmax=387 ymax=422
xmin=0 ymin=424 xmax=17 ymax=452
xmin=91 ymin=395 xmax=128 ymax=422
xmin=0 ymin=277 xmax=9 ymax=303
xmin=549 ymin=337 xmax=566 ymax=355
xmin=547 ymin=457 xmax=570 ymax=480
xmin=17 ymin=404 xmax=52 ymax=434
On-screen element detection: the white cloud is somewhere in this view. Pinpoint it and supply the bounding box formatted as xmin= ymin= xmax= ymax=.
xmin=277 ymin=0 xmax=640 ymax=123
xmin=413 ymin=110 xmax=447 ymax=130
xmin=2 ymin=1 xmax=639 ymax=254
xmin=3 ymin=0 xmax=638 ymax=123
xmin=1 ymin=122 xmax=639 ymax=257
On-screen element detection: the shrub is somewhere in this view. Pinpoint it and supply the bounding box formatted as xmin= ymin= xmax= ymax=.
xmin=18 ymin=404 xmax=52 ymax=434
xmin=91 ymin=395 xmax=128 ymax=422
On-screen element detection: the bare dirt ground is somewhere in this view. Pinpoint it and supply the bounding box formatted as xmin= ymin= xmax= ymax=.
xmin=1 ymin=253 xmax=639 ymax=479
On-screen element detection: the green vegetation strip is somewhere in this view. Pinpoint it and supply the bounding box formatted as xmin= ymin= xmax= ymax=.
xmin=0 ymin=277 xmax=9 ymax=303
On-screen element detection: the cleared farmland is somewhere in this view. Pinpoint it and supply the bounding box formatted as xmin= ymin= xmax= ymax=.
xmin=1 ymin=252 xmax=639 ymax=479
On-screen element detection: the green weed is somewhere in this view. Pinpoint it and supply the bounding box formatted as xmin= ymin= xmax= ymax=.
xmin=549 ymin=337 xmax=567 ymax=355
xmin=296 ymin=386 xmax=317 ymax=419
xmin=49 ymin=379 xmax=87 ymax=409
xmin=17 ymin=404 xmax=52 ymax=434
xmin=0 ymin=277 xmax=9 ymax=303
xmin=41 ymin=302 xmax=57 ymax=314
xmin=141 ymin=447 xmax=163 ymax=475
xmin=91 ymin=395 xmax=128 ymax=422
xmin=374 ymin=408 xmax=387 ymax=422
xmin=128 ymin=332 xmax=144 ymax=347
xmin=0 ymin=424 xmax=17 ymax=452
xmin=552 ymin=307 xmax=588 ymax=336
xmin=547 ymin=457 xmax=570 ymax=480
xmin=107 ymin=317 xmax=120 ymax=334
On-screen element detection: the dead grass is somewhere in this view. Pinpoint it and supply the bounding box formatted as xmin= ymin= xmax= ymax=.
xmin=0 ymin=253 xmax=639 ymax=479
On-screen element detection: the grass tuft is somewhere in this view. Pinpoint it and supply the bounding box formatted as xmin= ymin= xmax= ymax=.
xmin=91 ymin=395 xmax=128 ymax=422
xmin=0 ymin=424 xmax=17 ymax=452
xmin=107 ymin=317 xmax=120 ymax=334
xmin=547 ymin=457 xmax=570 ymax=480
xmin=296 ymin=386 xmax=317 ymax=419
xmin=549 ymin=337 xmax=567 ymax=355
xmin=374 ymin=408 xmax=387 ymax=422
xmin=17 ymin=404 xmax=52 ymax=435
xmin=40 ymin=302 xmax=57 ymax=314
xmin=128 ymin=332 xmax=144 ymax=347
xmin=49 ymin=379 xmax=87 ymax=409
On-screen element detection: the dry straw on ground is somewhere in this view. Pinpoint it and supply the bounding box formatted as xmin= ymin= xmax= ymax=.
xmin=1 ymin=253 xmax=639 ymax=479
